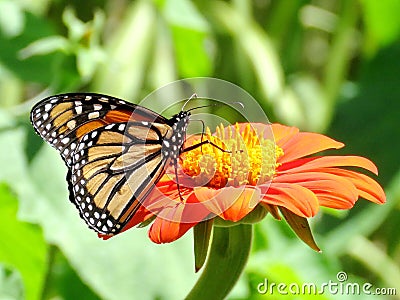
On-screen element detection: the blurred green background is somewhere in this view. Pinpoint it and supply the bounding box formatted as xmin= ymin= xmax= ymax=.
xmin=0 ymin=0 xmax=399 ymax=299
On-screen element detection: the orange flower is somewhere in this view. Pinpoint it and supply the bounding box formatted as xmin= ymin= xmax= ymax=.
xmin=102 ymin=123 xmax=386 ymax=245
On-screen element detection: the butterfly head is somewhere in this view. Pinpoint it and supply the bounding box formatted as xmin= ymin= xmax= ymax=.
xmin=171 ymin=110 xmax=191 ymax=129
xmin=162 ymin=111 xmax=191 ymax=162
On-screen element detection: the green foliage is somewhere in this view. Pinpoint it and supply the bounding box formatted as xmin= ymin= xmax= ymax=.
xmin=0 ymin=0 xmax=399 ymax=299
xmin=0 ymin=183 xmax=47 ymax=300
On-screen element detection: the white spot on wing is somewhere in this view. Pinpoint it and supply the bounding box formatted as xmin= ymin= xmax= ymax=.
xmin=88 ymin=112 xmax=100 ymax=119
xmin=67 ymin=120 xmax=76 ymax=129
xmin=44 ymin=104 xmax=52 ymax=112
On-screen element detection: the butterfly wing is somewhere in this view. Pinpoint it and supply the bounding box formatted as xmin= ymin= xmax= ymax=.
xmin=30 ymin=93 xmax=168 ymax=167
xmin=69 ymin=121 xmax=172 ymax=234
xmin=30 ymin=93 xmax=173 ymax=235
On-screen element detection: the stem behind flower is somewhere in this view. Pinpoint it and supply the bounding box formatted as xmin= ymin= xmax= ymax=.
xmin=186 ymin=224 xmax=252 ymax=300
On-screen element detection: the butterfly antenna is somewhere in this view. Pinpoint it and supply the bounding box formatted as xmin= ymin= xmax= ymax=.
xmin=232 ymin=101 xmax=244 ymax=110
xmin=181 ymin=93 xmax=198 ymax=112
xmin=186 ymin=101 xmax=245 ymax=113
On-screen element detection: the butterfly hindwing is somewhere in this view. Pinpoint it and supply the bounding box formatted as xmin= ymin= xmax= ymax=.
xmin=68 ymin=121 xmax=173 ymax=234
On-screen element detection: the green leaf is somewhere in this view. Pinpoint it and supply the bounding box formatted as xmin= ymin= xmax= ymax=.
xmin=186 ymin=224 xmax=252 ymax=300
xmin=0 ymin=0 xmax=24 ymax=37
xmin=162 ymin=0 xmax=212 ymax=77
xmin=62 ymin=7 xmax=88 ymax=42
xmin=170 ymin=26 xmax=212 ymax=77
xmin=0 ymin=183 xmax=47 ymax=300
xmin=347 ymin=235 xmax=400 ymax=292
xmin=279 ymin=207 xmax=320 ymax=252
xmin=0 ymin=11 xmax=59 ymax=84
xmin=41 ymin=246 xmax=101 ymax=300
xmin=211 ymin=1 xmax=284 ymax=102
xmin=163 ymin=0 xmax=209 ymax=30
xmin=193 ymin=219 xmax=213 ymax=272
xmin=361 ymin=0 xmax=400 ymax=53
xmin=18 ymin=36 xmax=70 ymax=59
xmin=92 ymin=0 xmax=156 ymax=100
xmin=0 ymin=265 xmax=24 ymax=300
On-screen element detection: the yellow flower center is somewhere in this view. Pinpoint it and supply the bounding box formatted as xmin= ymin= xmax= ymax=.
xmin=180 ymin=123 xmax=284 ymax=188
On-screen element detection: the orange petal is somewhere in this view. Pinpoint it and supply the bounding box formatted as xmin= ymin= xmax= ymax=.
xmin=148 ymin=193 xmax=211 ymax=243
xmin=120 ymin=206 xmax=155 ymax=231
xmin=322 ymin=168 xmax=386 ymax=204
xmin=273 ymin=172 xmax=359 ymax=209
xmin=260 ymin=183 xmax=319 ymax=217
xmin=271 ymin=123 xmax=299 ymax=144
xmin=194 ymin=186 xmax=261 ymax=222
xmin=316 ymin=194 xmax=356 ymax=209
xmin=278 ymin=156 xmax=379 ymax=175
xmin=277 ymin=132 xmax=344 ymax=164
xmin=149 ymin=216 xmax=195 ymax=244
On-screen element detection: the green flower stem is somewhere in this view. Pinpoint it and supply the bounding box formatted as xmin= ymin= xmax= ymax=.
xmin=186 ymin=224 xmax=253 ymax=300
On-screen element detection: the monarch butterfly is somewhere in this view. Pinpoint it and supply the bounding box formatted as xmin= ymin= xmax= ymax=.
xmin=30 ymin=93 xmax=217 ymax=236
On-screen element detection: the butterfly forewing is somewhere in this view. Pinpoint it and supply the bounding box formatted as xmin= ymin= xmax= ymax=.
xmin=30 ymin=93 xmax=167 ymax=167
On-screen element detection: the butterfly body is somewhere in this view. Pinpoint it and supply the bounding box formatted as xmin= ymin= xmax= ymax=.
xmin=31 ymin=93 xmax=190 ymax=235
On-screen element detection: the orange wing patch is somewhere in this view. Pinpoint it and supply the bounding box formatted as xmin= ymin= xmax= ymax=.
xmin=75 ymin=109 xmax=133 ymax=138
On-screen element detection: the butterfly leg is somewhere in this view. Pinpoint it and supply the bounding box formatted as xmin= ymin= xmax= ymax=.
xmin=181 ymin=139 xmax=230 ymax=154
xmin=173 ymin=160 xmax=185 ymax=202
